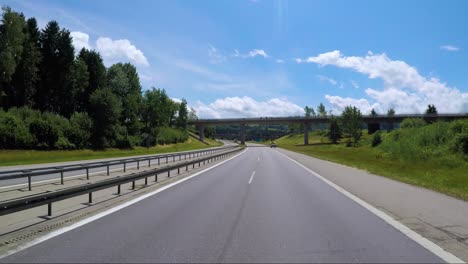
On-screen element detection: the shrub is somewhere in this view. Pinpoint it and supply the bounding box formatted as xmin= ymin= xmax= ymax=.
xmin=115 ymin=135 xmax=133 ymax=149
xmin=400 ymin=118 xmax=426 ymax=129
xmin=378 ymin=121 xmax=465 ymax=161
xmin=55 ymin=137 xmax=75 ymax=150
xmin=449 ymin=119 xmax=468 ymax=134
xmin=0 ymin=112 xmax=34 ymax=148
xmin=451 ymin=133 xmax=468 ymax=155
xmin=66 ymin=112 xmax=92 ymax=149
xmin=156 ymin=127 xmax=188 ymax=145
xmin=371 ymin=131 xmax=382 ymax=147
xmin=340 ymin=106 xmax=362 ymax=146
xmin=327 ymin=118 xmax=342 ymax=144
xmin=29 ymin=119 xmax=59 ymax=149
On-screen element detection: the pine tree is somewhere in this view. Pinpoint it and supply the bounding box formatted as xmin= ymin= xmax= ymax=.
xmin=78 ymin=48 xmax=106 ymax=112
xmin=328 ymin=117 xmax=342 ymax=144
xmin=70 ymin=58 xmax=89 ymax=112
xmin=0 ymin=7 xmax=26 ymax=109
xmin=176 ymin=99 xmax=188 ymax=130
xmin=12 ymin=17 xmax=41 ymax=107
xmin=37 ymin=21 xmax=74 ymax=114
xmin=317 ymin=103 xmax=327 ymax=117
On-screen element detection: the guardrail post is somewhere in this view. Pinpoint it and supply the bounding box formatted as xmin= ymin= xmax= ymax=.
xmin=168 ymin=171 xmax=170 ymax=177
xmin=86 ymin=168 xmax=89 ymax=180
xmin=124 ymin=162 xmax=126 ymax=172
xmin=166 ymin=157 xmax=168 ymax=163
xmin=107 ymin=165 xmax=110 ymax=176
xmin=145 ymin=177 xmax=148 ymax=186
xmin=154 ymin=173 xmax=158 ymax=182
xmin=186 ymin=165 xmax=188 ymax=171
xmin=88 ymin=192 xmax=93 ymax=203
xmin=173 ymin=156 xmax=175 ymax=162
xmin=148 ymin=160 xmax=151 ymax=167
xmin=137 ymin=160 xmax=140 ymax=170
xmin=158 ymin=158 xmax=160 ymax=165
xmin=27 ymin=175 xmax=32 ymax=191
xmin=178 ymin=168 xmax=180 ymax=174
xmin=193 ymin=163 xmax=195 ymax=168
xmin=132 ymin=181 xmax=135 ymax=189
xmin=60 ymin=170 xmax=64 ymax=184
xmin=48 ymin=203 xmax=52 ymax=216
xmin=117 ymin=184 xmax=121 ymax=194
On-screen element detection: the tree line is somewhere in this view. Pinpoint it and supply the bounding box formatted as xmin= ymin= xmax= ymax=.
xmin=303 ymin=103 xmax=440 ymax=147
xmin=0 ymin=6 xmax=194 ymax=150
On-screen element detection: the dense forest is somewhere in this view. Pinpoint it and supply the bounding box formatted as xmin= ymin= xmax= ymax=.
xmin=0 ymin=6 xmax=196 ymax=150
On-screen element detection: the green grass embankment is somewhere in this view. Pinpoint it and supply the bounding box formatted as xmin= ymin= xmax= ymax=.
xmin=0 ymin=137 xmax=223 ymax=167
xmin=268 ymin=122 xmax=468 ymax=200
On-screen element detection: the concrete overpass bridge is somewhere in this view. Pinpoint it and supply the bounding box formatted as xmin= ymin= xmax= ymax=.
xmin=188 ymin=113 xmax=468 ymax=145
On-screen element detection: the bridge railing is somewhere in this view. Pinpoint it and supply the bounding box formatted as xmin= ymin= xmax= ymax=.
xmin=188 ymin=113 xmax=467 ymax=124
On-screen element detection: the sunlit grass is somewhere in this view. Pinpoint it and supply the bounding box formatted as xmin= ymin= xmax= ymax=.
xmin=0 ymin=137 xmax=222 ymax=167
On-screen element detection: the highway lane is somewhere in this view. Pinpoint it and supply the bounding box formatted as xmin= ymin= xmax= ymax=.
xmin=1 ymin=147 xmax=443 ymax=263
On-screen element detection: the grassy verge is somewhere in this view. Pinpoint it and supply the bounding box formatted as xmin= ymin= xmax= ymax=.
xmin=0 ymin=137 xmax=222 ymax=167
xmin=268 ymin=132 xmax=468 ymax=201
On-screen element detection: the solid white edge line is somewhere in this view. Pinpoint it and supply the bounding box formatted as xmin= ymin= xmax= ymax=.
xmin=0 ymin=148 xmax=249 ymax=259
xmin=248 ymin=171 xmax=255 ymax=184
xmin=275 ymin=151 xmax=464 ymax=264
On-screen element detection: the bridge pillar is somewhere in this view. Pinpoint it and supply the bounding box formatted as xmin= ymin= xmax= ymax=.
xmin=304 ymin=122 xmax=309 ymax=145
xmin=199 ymin=125 xmax=205 ymax=142
xmin=240 ymin=123 xmax=246 ymax=145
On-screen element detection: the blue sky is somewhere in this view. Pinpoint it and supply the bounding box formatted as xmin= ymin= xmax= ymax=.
xmin=2 ymin=0 xmax=467 ymax=117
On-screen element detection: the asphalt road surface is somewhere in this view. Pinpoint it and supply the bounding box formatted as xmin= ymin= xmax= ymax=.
xmin=1 ymin=147 xmax=443 ymax=263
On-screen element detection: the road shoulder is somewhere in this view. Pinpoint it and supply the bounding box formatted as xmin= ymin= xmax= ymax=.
xmin=276 ymin=147 xmax=468 ymax=262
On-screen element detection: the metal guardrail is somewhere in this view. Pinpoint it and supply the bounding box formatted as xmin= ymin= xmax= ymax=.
xmin=0 ymin=145 xmax=237 ymax=191
xmin=0 ymin=147 xmax=242 ymax=217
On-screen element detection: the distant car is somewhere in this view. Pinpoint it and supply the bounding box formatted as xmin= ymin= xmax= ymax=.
xmin=270 ymin=142 xmax=277 ymax=148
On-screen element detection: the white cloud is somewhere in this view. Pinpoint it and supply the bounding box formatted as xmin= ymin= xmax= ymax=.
xmin=299 ymin=50 xmax=468 ymax=113
xmin=317 ymin=75 xmax=337 ymax=86
xmin=96 ymin=37 xmax=149 ymax=66
xmin=276 ymin=59 xmax=284 ymax=63
xmin=70 ymin=32 xmax=149 ymax=67
xmin=248 ymin=49 xmax=269 ymax=58
xmin=232 ymin=48 xmax=270 ymax=59
xmin=440 ymin=45 xmax=460 ymax=52
xmin=208 ymin=44 xmax=226 ymax=64
xmin=350 ymin=80 xmax=359 ymax=89
xmin=194 ymin=96 xmax=303 ymax=118
xmin=71 ymin=31 xmax=91 ymax=52
xmin=171 ymin=98 xmax=182 ymax=103
xmin=325 ymin=95 xmax=379 ymax=114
